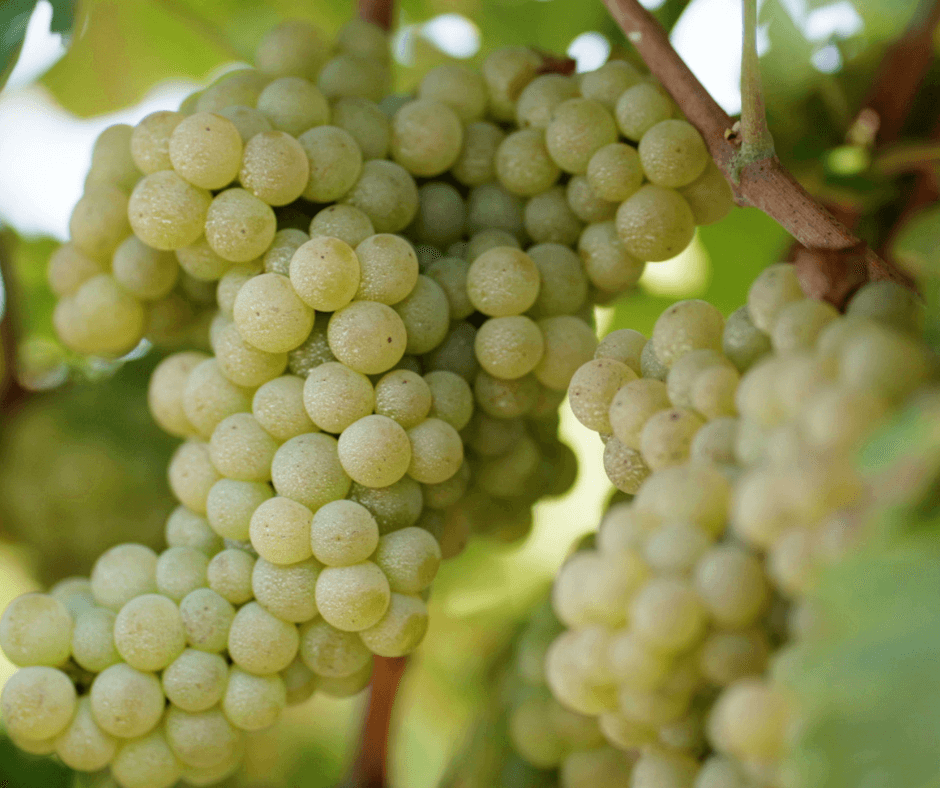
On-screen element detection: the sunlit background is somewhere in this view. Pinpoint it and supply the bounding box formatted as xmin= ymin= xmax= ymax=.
xmin=0 ymin=0 xmax=879 ymax=785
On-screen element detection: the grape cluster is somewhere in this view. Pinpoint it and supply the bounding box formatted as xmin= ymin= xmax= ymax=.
xmin=546 ymin=269 xmax=935 ymax=787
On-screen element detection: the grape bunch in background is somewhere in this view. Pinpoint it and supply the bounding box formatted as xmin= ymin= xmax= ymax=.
xmin=0 ymin=12 xmax=735 ymax=788
xmin=545 ymin=267 xmax=936 ymax=786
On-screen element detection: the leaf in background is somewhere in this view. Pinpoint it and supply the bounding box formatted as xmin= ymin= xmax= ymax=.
xmin=0 ymin=735 xmax=72 ymax=788
xmin=0 ymin=0 xmax=38 ymax=91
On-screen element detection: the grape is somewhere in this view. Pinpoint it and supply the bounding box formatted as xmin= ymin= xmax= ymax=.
xmin=256 ymin=76 xmax=330 ymax=136
xmin=54 ymin=695 xmax=117 ymax=772
xmin=302 ymin=361 xmax=373 ymax=433
xmin=213 ymin=319 xmax=288 ymax=387
xmin=69 ymin=184 xmax=130 ymax=262
xmin=422 ymin=460 xmax=471 ymax=509
xmin=482 ymin=47 xmax=541 ymax=121
xmin=587 ymin=143 xmax=644 ymax=202
xmin=222 ymin=667 xmax=286 ymax=731
xmin=206 ymin=550 xmax=255 ymax=606
xmin=296 ymin=125 xmax=363 ymax=203
xmin=679 ymin=161 xmax=735 ymax=225
xmin=310 ymin=204 xmax=375 ymax=248
xmin=308 ymin=499 xmax=379 ymax=567
xmin=638 ymin=119 xmax=709 ymax=188
xmin=577 ymin=221 xmax=645 ymax=294
xmin=544 ymin=628 xmax=618 ymax=715
xmin=111 ymin=730 xmax=181 ymax=788
xmin=47 ymin=242 xmax=106 ymax=298
xmin=466 ymin=246 xmax=540 ymax=317
xmin=418 ymin=62 xmax=487 ymax=122
xmin=466 ymin=182 xmax=525 ymax=237
xmin=528 ymin=316 xmax=595 ymax=391
xmin=768 ymin=297 xmax=837 ymax=352
xmin=698 ymin=629 xmax=770 ymax=688
xmin=595 ymin=329 xmax=646 ymax=373
xmin=86 ymin=124 xmax=140 ymax=190
xmin=616 ymin=185 xmax=695 ymax=262
xmin=204 ymin=188 xmax=277 ymax=263
xmin=336 ymin=17 xmax=389 ymax=60
xmin=112 ymin=593 xmax=185 ymax=672
xmin=691 ymin=365 xmax=740 ymax=419
xmin=631 ymin=578 xmax=706 ymax=653
xmin=666 ymin=349 xmax=731 ymax=409
xmin=568 ymin=358 xmax=638 ymax=434
xmin=175 ymin=236 xmax=231 ymax=281
xmin=632 ymin=750 xmax=699 ymax=788
xmin=516 ymin=74 xmax=579 ymax=128
xmin=164 ymin=705 xmax=240 ymax=770
xmin=846 ymin=278 xmax=924 ymax=334
xmin=707 ymin=679 xmax=790 ymax=760
xmin=234 ymin=272 xmax=315 ymax=353
xmin=338 ymin=414 xmax=412 ymax=488
xmin=615 ymin=82 xmax=674 ymax=141
xmin=315 ymin=561 xmax=391 ymax=631
xmin=249 ymin=496 xmax=315 ymax=565
xmin=167 ymin=112 xmax=242 ymax=190
xmin=327 ymin=301 xmax=407 ymax=375
xmin=584 ymin=60 xmax=644 ymax=105
xmin=426 ymin=321 xmax=479 ymax=381
xmin=180 ymin=587 xmax=236 ymax=652
xmin=359 ymin=593 xmax=429 ymax=657
xmin=406 ymin=418 xmax=464 ymax=484
xmin=251 ymin=557 xmax=321 ymax=622
xmin=90 ymin=663 xmax=164 ymax=739
xmin=838 ymin=321 xmax=930 ymax=401
xmin=524 ymin=187 xmax=585 ymax=247
xmin=410 ymin=182 xmax=466 ymax=249
xmin=0 ymin=593 xmax=72 ymax=667
xmin=348 ymin=477 xmax=423 ymax=535
xmin=227 ymin=601 xmax=299 ymax=675
xmin=560 ymin=746 xmax=636 ymax=788
xmin=112 ymin=236 xmax=178 ymax=301
xmin=239 ymin=130 xmax=309 ymax=206
xmin=70 ymin=607 xmax=120 ymax=673
xmin=496 ymin=128 xmax=561 ymax=196
xmin=391 ymin=99 xmax=463 ymax=177
xmin=216 ymin=262 xmax=261 ymax=316
xmin=425 ymin=257 xmax=472 ymax=321
xmin=331 ymin=97 xmax=390 ymax=160
xmin=802 ymin=384 xmax=889 ymax=452
xmin=205 ymin=480 xmax=270 ymax=541
xmin=693 ymin=757 xmax=752 ymax=788
xmin=474 ymin=370 xmax=539 ymax=418
xmin=694 ymin=546 xmax=769 ymax=628
xmin=165 ymin=509 xmax=224 ymax=557
xmin=451 ymin=121 xmax=505 ymax=186
xmin=270 ymin=433 xmax=351 ymax=511
xmin=281 ymin=654 xmax=318 ymax=706
xmin=62 ymin=274 xmax=147 ymax=357
xmin=283 ymin=314 xmax=333 ymax=377
xmin=689 ymin=416 xmax=738 ymax=466
xmin=372 ymin=527 xmax=441 ymax=594
xmin=195 ymin=69 xmax=269 ymax=113
xmin=354 ymin=233 xmax=418 ymax=305
xmin=156 ymin=546 xmax=210 ymax=602
xmin=639 ymin=408 xmax=705 ymax=470
xmin=250 ymin=375 xmax=314 ymax=441
xmin=721 ymin=305 xmax=771 ymax=372
xmin=208 ymin=413 xmax=278 ymax=482
xmin=298 ymin=619 xmax=372 ymax=677
xmin=91 ymin=543 xmax=158 ymax=611
xmin=604 ymin=437 xmax=651 ymax=493
xmin=255 ymin=20 xmax=328 ymax=80
xmin=318 ymin=53 xmax=390 ymax=102
xmin=475 ymin=432 xmax=539 ymax=497
xmin=746 ymin=263 xmax=804 ymax=332
xmin=162 ymin=649 xmax=229 ymax=712
xmin=651 ymin=299 xmax=725 ymax=368
xmin=210 ymin=106 xmax=269 ymax=145
xmin=424 ymin=370 xmax=474 ymax=430
xmin=128 ymin=171 xmax=210 ymax=251
xmin=474 ymin=316 xmax=544 ymax=380
xmin=567 ymin=175 xmax=617 ymax=223
xmin=546 ymin=98 xmax=618 ymax=175
xmin=553 ymin=551 xmax=647 ymax=628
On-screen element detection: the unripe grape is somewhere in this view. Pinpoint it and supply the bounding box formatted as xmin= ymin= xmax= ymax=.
xmin=616 ymin=185 xmax=695 ymax=262
xmin=281 ymin=654 xmax=318 ymax=707
xmin=299 ymin=619 xmax=372 ymax=677
xmin=616 ymin=82 xmax=674 ymax=140
xmin=206 ymin=550 xmax=255 ymax=606
xmin=416 ymin=63 xmax=487 ymax=122
xmin=336 ymin=18 xmax=390 ymax=60
xmin=546 ymin=98 xmax=618 ymax=174
xmin=239 ymin=130 xmax=309 ymax=206
xmin=391 ymin=99 xmax=463 ymax=177
xmin=315 ymin=561 xmax=391 ymax=631
xmin=426 ymin=321 xmax=479 ymax=381
xmin=698 ymin=629 xmax=770 ymax=687
xmin=257 ymin=76 xmax=330 ymax=136
xmin=204 ymin=188 xmax=277 ymax=263
xmin=331 ymin=96 xmax=390 ymax=160
xmin=359 ymin=593 xmax=429 ymax=657
xmin=222 ymin=667 xmax=286 ymax=731
xmin=255 ymin=20 xmax=329 ymax=80
xmin=90 ymin=663 xmax=164 ymax=738
xmin=496 ymin=128 xmax=561 ymax=196
xmin=327 ymin=301 xmax=407 ymax=375
xmin=524 ymin=187 xmax=584 ymax=247
xmin=587 ymin=142 xmax=643 ymax=202
xmin=1 ymin=593 xmax=72 ymax=668
xmin=349 ymin=477 xmax=423 ymax=535
xmin=48 ymin=580 xmax=94 ymax=621
xmin=411 ymin=181 xmax=466 ymax=248
xmin=560 ymin=746 xmax=635 ymax=788
xmin=270 ymin=433 xmax=351 ymax=511
xmin=424 ymin=370 xmax=474 ymax=430
xmin=296 ymin=125 xmax=363 ymax=203
xmin=847 ymin=278 xmax=924 ymax=334
xmin=452 ymin=121 xmax=505 ymax=186
xmin=310 ymin=204 xmax=375 ymax=248
xmin=228 ymin=601 xmax=299 ymax=675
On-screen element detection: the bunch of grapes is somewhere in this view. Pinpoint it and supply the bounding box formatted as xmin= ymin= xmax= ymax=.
xmin=545 ymin=268 xmax=935 ymax=787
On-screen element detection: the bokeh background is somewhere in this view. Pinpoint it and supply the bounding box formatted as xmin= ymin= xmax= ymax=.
xmin=0 ymin=0 xmax=932 ymax=785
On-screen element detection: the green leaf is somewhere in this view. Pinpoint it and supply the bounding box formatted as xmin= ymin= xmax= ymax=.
xmin=0 ymin=0 xmax=38 ymax=91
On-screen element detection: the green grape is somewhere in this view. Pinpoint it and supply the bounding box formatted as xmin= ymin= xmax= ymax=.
xmin=390 ymin=99 xmax=463 ymax=178
xmin=666 ymin=349 xmax=732 ymax=409
xmin=569 ymin=358 xmax=638 ymax=434
xmin=424 ymin=370 xmax=474 ymax=430
xmin=336 ymin=18 xmax=390 ymax=60
xmin=2 ymin=667 xmax=76 ymax=744
xmin=481 ymin=46 xmax=541 ymax=121
xmin=156 ymin=546 xmax=210 ymax=602
xmin=354 ymin=233 xmax=418 ymax=305
xmin=451 ymin=121 xmax=505 ymax=186
xmin=474 ymin=315 xmax=545 ymax=380
xmin=281 ymin=654 xmax=318 ymax=706
xmin=181 ymin=358 xmax=252 ymax=440
xmin=475 ymin=432 xmax=539 ymax=497
xmin=85 ymin=123 xmax=140 ymax=190
xmin=318 ymin=53 xmax=390 ymax=103
xmin=206 ymin=550 xmax=255 ymax=606
xmin=689 ymin=416 xmax=738 ymax=465
xmin=162 ymin=648 xmax=229 ymax=712
xmin=309 ymin=204 xmax=374 ymax=249
xmin=746 ymin=263 xmax=803 ymax=332
xmin=546 ymin=98 xmax=618 ymax=175
xmin=694 ymin=756 xmax=753 ymax=788
xmin=168 ymin=112 xmax=243 ymax=190
xmin=233 ymin=272 xmax=314 ymax=353
xmin=252 ymin=374 xmax=316 ymax=441
xmin=417 ymin=63 xmax=487 ymax=122
xmin=638 ymin=119 xmax=709 ymax=188
xmin=616 ymin=185 xmax=695 ymax=262
xmin=310 ymin=499 xmax=380 ymax=567
xmin=90 ymin=662 xmax=164 ymax=738
xmin=47 ymin=242 xmax=106 ymax=297
xmin=315 ymin=561 xmax=391 ymax=631
xmin=129 ymin=171 xmax=210 ymax=251
xmin=54 ymin=695 xmax=117 ymax=772
xmin=466 ymin=229 xmax=520 ymax=262
xmin=303 ymin=359 xmax=376 ymax=435
xmin=639 ymin=407 xmax=704 ymax=470
xmin=348 ymin=477 xmax=423 ymax=535
xmin=544 ymin=627 xmax=618 ymax=715
xmin=496 ymin=128 xmax=561 ymax=196
xmin=561 ymin=746 xmax=636 ymax=788
xmin=270 ymin=432 xmax=351 ymax=511
xmin=111 ymin=729 xmax=181 ymax=788
xmin=222 ymin=667 xmax=286 ymax=731
xmin=632 ymin=750 xmax=699 ymax=788
xmin=516 ymin=73 xmax=578 ymax=129
xmin=71 ymin=607 xmax=120 ymax=672
xmin=341 ymin=159 xmax=419 ymax=233
xmin=58 ymin=273 xmax=146 ymax=356
xmin=299 ymin=619 xmax=372 ymax=677
xmin=526 ymin=243 xmax=589 ymax=316
xmin=553 ymin=550 xmax=646 ymax=628
xmin=249 ymin=496 xmax=315 ymax=565
xmin=581 ymin=60 xmax=644 ymax=108
xmin=679 ymin=161 xmax=735 ymax=225
xmin=164 ymin=705 xmax=240 ymax=770
xmin=50 ymin=577 xmax=95 ymax=619
xmin=466 ymin=182 xmax=525 ymax=238
xmin=698 ymin=630 xmax=769 ymax=688
xmin=524 ymin=186 xmax=584 ymax=247
xmin=609 ymin=378 xmax=670 ymax=448
xmin=327 ymin=301 xmax=407 ymax=375
xmin=422 ymin=460 xmax=471 ymax=509
xmin=213 ymin=319 xmax=288 ymax=387
xmin=577 ymin=221 xmax=645 ymax=294
xmin=91 ymin=543 xmax=158 ymax=611
xmin=255 ymin=19 xmax=328 ymax=81
xmin=467 ymin=246 xmax=540 ymax=317
xmin=587 ymin=142 xmax=644 ymax=202
xmin=771 ymin=297 xmax=838 ymax=352
xmin=113 ymin=593 xmax=186 ymax=671
xmin=131 ymin=111 xmax=184 ymax=174
xmin=410 ymin=182 xmax=466 ymax=248
xmin=694 ymin=546 xmax=769 ymax=628
xmin=615 ymin=82 xmax=674 ymax=141
xmin=706 ymin=679 xmax=791 ymax=761
xmin=846 ymin=278 xmax=924 ymax=334
xmin=406 ymin=418 xmax=464 ymax=484
xmin=375 ymin=370 xmax=432 ymax=429
xmin=595 ymin=329 xmax=646 ymax=373
xmin=217 ymin=104 xmax=274 ymax=142
xmin=257 ymin=76 xmax=330 ymax=136
xmin=239 ymin=130 xmax=309 ymax=206
xmin=209 ymin=413 xmax=278 ymax=482
xmin=296 ymin=125 xmax=363 ymax=203
xmin=227 ymin=601 xmax=299 ymax=675
xmin=394 ymin=275 xmax=450 ymax=354
xmin=165 ymin=507 xmax=222 ymax=555
xmin=216 ymin=262 xmax=260 ymax=316
xmin=252 ymin=558 xmax=321 ymax=623
xmin=176 ymin=236 xmax=232 ymax=281
xmin=204 ymin=188 xmax=277 ymax=263
xmin=425 ymin=321 xmax=479 ymax=381
xmin=0 ymin=593 xmax=72 ymax=668
xmin=426 ymin=256 xmax=473 ymax=320
xmin=359 ymin=592 xmax=428 ymax=657
xmin=474 ymin=370 xmax=539 ymax=418
xmin=372 ymin=526 xmax=441 ymax=594
xmin=338 ymin=414 xmax=412 ymax=488
xmin=205 ymin=479 xmax=271 ymax=541
xmin=652 ymin=299 xmax=725 ymax=367
xmin=531 ymin=316 xmax=597 ymax=391
xmin=567 ymin=175 xmax=617 ymax=223
xmin=721 ymin=306 xmax=771 ymax=373
xmin=631 ymin=577 xmax=706 ymax=653
xmin=195 ymin=69 xmax=269 ymax=113
xmin=287 ymin=237 xmax=358 ymax=313
xmin=331 ymin=96 xmax=390 ymax=159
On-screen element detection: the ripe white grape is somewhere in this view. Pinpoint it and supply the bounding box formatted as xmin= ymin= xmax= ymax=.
xmin=131 ymin=111 xmax=184 ymax=174
xmin=475 ymin=315 xmax=545 ymax=380
xmin=257 ymin=76 xmax=330 ymax=136
xmin=466 ymin=182 xmax=525 ymax=238
xmin=353 ymin=233 xmax=419 ymax=306
xmin=359 ymin=592 xmax=429 ymax=657
xmin=679 ymin=161 xmax=735 ymax=226
xmin=217 ymin=105 xmax=274 ymax=142
xmin=406 ymin=418 xmax=464 ymax=484
xmin=303 ymin=361 xmax=374 ymax=434
xmin=524 ymin=187 xmax=584 ymax=247
xmin=338 ymin=414 xmax=412 ymax=488
xmin=630 ymin=577 xmax=706 ymax=653
xmin=204 ymin=188 xmax=277 ymax=263
xmin=2 ymin=667 xmax=76 ymax=742
xmin=411 ymin=182 xmax=467 ymax=248
xmin=569 ymin=358 xmax=637 ymax=434
xmin=694 ymin=545 xmax=769 ymax=628
xmin=567 ymin=175 xmax=617 ymax=223
xmin=587 ymin=143 xmax=644 ymax=202
xmin=608 ymin=378 xmax=670 ymax=448
xmin=162 ymin=649 xmax=229 ymax=712
xmin=348 ymin=477 xmax=424 ymax=535
xmin=0 ymin=593 xmax=72 ymax=668
xmin=112 ymin=235 xmax=178 ymax=300
xmin=310 ymin=205 xmax=375 ymax=251
xmin=239 ymin=130 xmax=309 ymax=206
xmin=251 ymin=374 xmax=316 ymax=441
xmin=164 ymin=705 xmax=240 ymax=770
xmin=616 ymin=185 xmax=695 ymax=262
xmin=533 ymin=316 xmax=597 ymax=391
xmin=496 ymin=128 xmax=561 ymax=196
xmin=553 ymin=550 xmax=647 ymax=628
xmin=604 ymin=437 xmax=651 ymax=493
xmin=71 ymin=607 xmax=121 ymax=672
xmin=632 ymin=750 xmax=699 ymax=788
xmin=195 ymin=69 xmax=268 ymax=113
xmin=59 ymin=274 xmax=147 ymax=357
xmin=233 ymin=272 xmax=314 ymax=353
xmin=327 ymin=301 xmax=408 ymax=375
xmin=331 ymin=96 xmax=391 ymax=160
xmin=180 ymin=587 xmax=237 ymax=652
xmin=315 ymin=561 xmax=391 ymax=631
xmin=49 ymin=577 xmax=95 ymax=618
xmin=255 ymin=20 xmax=328 ymax=80
xmin=746 ymin=263 xmax=804 ymax=332
xmin=129 ymin=171 xmax=211 ymax=251
xmin=722 ymin=305 xmax=772 ymax=372
xmin=147 ymin=351 xmax=208 ymax=438
xmin=481 ymin=46 xmax=541 ymax=121
xmin=581 ymin=60 xmax=643 ymax=108
xmin=90 ymin=663 xmax=164 ymax=739
xmin=424 ymin=370 xmax=474 ymax=430
xmin=372 ymin=527 xmax=441 ymax=594
xmin=318 ymin=53 xmax=390 ymax=102
xmin=270 ymin=432 xmax=351 ymax=511
xmin=310 ymin=499 xmax=380 ymax=567
xmin=54 ymin=695 xmax=117 ymax=772
xmin=281 ymin=654 xmax=318 ymax=706
xmin=205 ymin=479 xmax=272 ymax=541
xmin=341 ymin=159 xmax=418 ymax=233
xmin=452 ymin=121 xmax=505 ymax=186
xmin=638 ymin=119 xmax=709 ymax=188
xmin=545 ymin=98 xmax=618 ymax=175
xmin=297 ymin=125 xmax=363 ymax=202
xmin=168 ymin=112 xmax=243 ymax=190
xmin=208 ymin=413 xmax=278 ymax=482
xmin=111 ymin=730 xmax=182 ymax=788
xmin=577 ymin=221 xmax=644 ymax=294
xmin=391 ymin=99 xmax=463 ymax=177
xmin=249 ymin=496 xmax=315 ymax=565
xmin=707 ymin=679 xmax=790 ymax=760
xmin=91 ymin=543 xmax=159 ymax=611
xmin=298 ymin=619 xmax=372 ymax=676
xmin=251 ymin=558 xmax=321 ymax=623
xmin=467 ymin=246 xmax=541 ymax=317
xmin=652 ymin=299 xmax=725 ymax=368
xmin=206 ymin=550 xmax=256 ymax=606
xmin=516 ymin=73 xmax=578 ymax=128
xmin=374 ymin=369 xmax=433 ymax=429
xmin=216 ymin=263 xmax=261 ymax=317
xmin=227 ymin=601 xmax=299 ymax=675
xmin=156 ymin=546 xmax=210 ymax=602
xmin=113 ymin=593 xmax=186 ymax=671
xmin=47 ymin=242 xmax=106 ymax=298
xmin=222 ymin=667 xmax=287 ymax=731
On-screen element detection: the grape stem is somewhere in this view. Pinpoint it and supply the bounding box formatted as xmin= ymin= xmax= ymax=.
xmin=600 ymin=0 xmax=914 ymax=303
xmin=343 ymin=656 xmax=408 ymax=787
xmin=359 ymin=0 xmax=394 ymax=31
xmin=735 ymin=0 xmax=774 ymax=179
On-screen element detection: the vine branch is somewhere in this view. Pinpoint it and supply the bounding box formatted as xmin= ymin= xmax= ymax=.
xmin=600 ymin=0 xmax=915 ymax=304
xmin=359 ymin=0 xmax=393 ymax=32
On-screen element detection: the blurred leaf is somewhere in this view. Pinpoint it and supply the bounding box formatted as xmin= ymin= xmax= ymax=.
xmin=5 ymin=232 xmax=57 ymax=347
xmin=0 ymin=0 xmax=37 ymax=91
xmin=0 ymin=735 xmax=72 ymax=787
